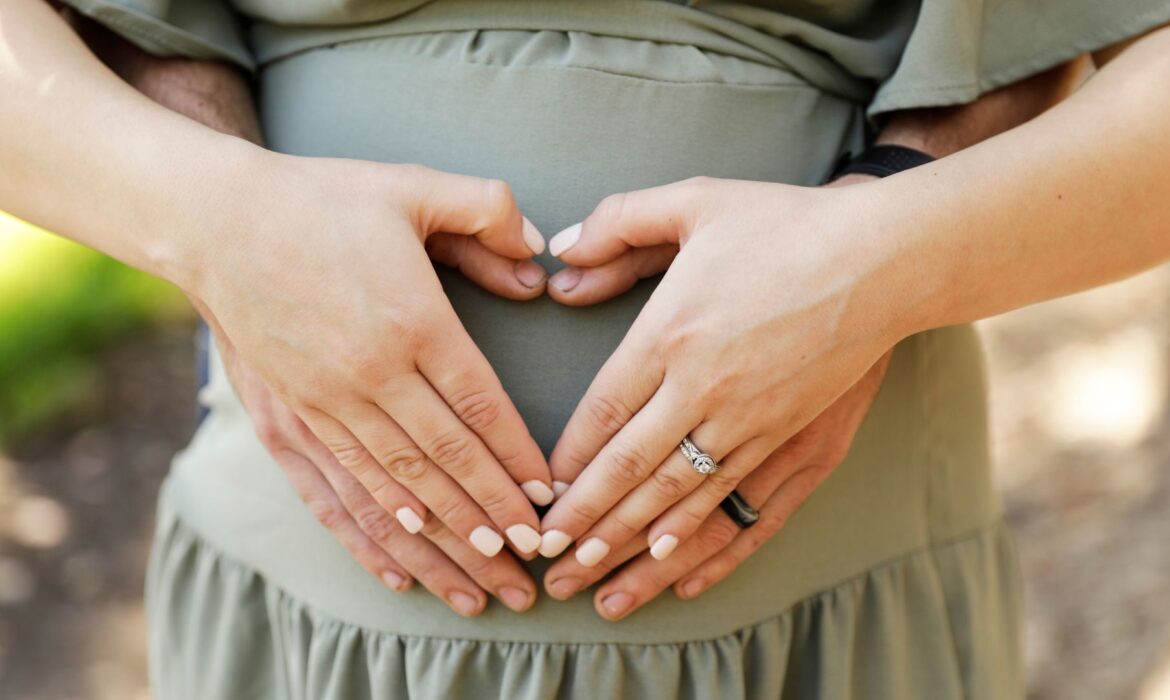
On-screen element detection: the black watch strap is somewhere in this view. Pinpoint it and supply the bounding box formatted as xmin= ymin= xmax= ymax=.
xmin=826 ymin=144 xmax=935 ymax=182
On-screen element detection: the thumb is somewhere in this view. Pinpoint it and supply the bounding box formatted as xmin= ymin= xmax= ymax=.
xmin=407 ymin=166 xmax=544 ymax=259
xmin=550 ymin=179 xmax=704 ymax=266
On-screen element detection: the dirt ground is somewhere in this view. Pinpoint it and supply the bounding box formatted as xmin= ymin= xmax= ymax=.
xmin=2 ymin=268 xmax=1170 ymax=699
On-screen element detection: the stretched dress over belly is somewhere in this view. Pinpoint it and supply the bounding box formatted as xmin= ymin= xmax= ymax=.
xmin=63 ymin=1 xmax=1170 ymax=697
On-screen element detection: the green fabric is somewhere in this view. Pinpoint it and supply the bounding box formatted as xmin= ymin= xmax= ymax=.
xmin=59 ymin=1 xmax=1169 ymax=698
xmin=61 ymin=0 xmax=253 ymax=70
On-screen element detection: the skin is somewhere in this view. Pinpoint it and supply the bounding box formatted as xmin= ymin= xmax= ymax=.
xmin=2 ymin=0 xmax=555 ymax=596
xmin=539 ymin=28 xmax=1170 ymax=620
xmin=57 ymin=8 xmax=553 ymax=616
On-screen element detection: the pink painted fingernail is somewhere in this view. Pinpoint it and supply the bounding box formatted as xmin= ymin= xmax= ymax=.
xmin=506 ymin=524 xmax=542 ymax=554
xmin=649 ymin=534 xmax=679 ymax=561
xmin=549 ymin=222 xmax=582 ymax=257
xmin=499 ymin=586 xmax=532 ymax=611
xmin=551 ymin=480 xmax=571 ymax=498
xmin=381 ymin=571 xmax=407 ymax=591
xmin=520 ymin=480 xmax=555 ymax=506
xmin=395 ymin=507 xmax=424 ymax=534
xmin=681 ymin=578 xmax=707 ymax=598
xmin=522 ymin=216 xmax=546 ymax=255
xmin=575 ymin=537 xmax=611 ymax=567
xmin=470 ymin=526 xmax=504 ymax=557
xmin=549 ymin=577 xmax=582 ymax=599
xmin=448 ymin=591 xmax=482 ymax=617
xmin=601 ymin=591 xmax=634 ymax=618
xmin=550 ymin=267 xmax=582 ymax=293
xmin=539 ymin=529 xmax=572 ymax=557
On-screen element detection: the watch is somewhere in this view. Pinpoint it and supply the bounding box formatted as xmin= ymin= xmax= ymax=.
xmin=825 ymin=144 xmax=935 ymax=182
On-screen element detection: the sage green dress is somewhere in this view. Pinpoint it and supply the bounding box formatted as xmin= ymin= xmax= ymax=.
xmin=65 ymin=1 xmax=1170 ymax=698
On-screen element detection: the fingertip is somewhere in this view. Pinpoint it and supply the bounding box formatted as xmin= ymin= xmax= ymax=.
xmin=447 ymin=590 xmax=486 ymax=617
xmin=521 ymin=216 xmax=546 ymax=255
xmin=549 ymin=222 xmax=582 ymax=257
xmin=381 ymin=570 xmax=411 ymax=592
xmin=597 ymin=590 xmax=636 ymax=620
xmin=513 ymin=259 xmax=548 ymax=293
xmin=551 ymin=480 xmax=571 ymax=498
xmin=520 ymin=480 xmax=555 ymax=506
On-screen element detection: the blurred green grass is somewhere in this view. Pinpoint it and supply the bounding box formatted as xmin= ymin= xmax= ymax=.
xmin=0 ymin=210 xmax=190 ymax=448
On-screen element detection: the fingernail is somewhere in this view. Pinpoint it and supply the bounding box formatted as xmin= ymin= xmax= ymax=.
xmin=520 ymin=480 xmax=555 ymax=506
xmin=649 ymin=534 xmax=679 ymax=561
xmin=681 ymin=578 xmax=707 ymax=599
xmin=550 ymin=267 xmax=582 ymax=293
xmin=575 ymin=537 xmax=611 ymax=567
xmin=448 ymin=590 xmax=481 ymax=617
xmin=522 ymin=216 xmax=545 ymax=255
xmin=601 ymin=591 xmax=634 ymax=618
xmin=505 ymin=524 xmax=542 ymax=554
xmin=470 ymin=526 xmax=504 ymax=557
xmin=381 ymin=571 xmax=407 ymax=591
xmin=549 ymin=577 xmax=582 ymax=599
xmin=395 ymin=507 xmax=424 ymax=534
xmin=539 ymin=529 xmax=572 ymax=557
xmin=552 ymin=480 xmax=571 ymax=498
xmin=514 ymin=259 xmax=546 ymax=289
xmin=498 ymin=586 xmax=532 ymax=611
xmin=549 ymin=222 xmax=581 ymax=257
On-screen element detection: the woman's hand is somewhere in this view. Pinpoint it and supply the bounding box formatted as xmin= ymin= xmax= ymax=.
xmin=535 ymin=176 xmax=909 ymax=569
xmin=181 ymin=155 xmax=555 ymax=561
xmin=541 ymin=349 xmax=892 ymax=618
xmin=215 ymin=333 xmax=538 ymax=615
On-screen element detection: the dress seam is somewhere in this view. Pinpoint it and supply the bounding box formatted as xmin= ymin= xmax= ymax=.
xmin=164 ymin=505 xmax=1006 ymax=648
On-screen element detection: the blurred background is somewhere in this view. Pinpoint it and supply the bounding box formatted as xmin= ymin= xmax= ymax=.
xmin=0 ymin=209 xmax=1167 ymax=700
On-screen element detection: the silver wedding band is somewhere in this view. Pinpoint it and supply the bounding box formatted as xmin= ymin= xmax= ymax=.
xmin=679 ymin=436 xmax=720 ymax=475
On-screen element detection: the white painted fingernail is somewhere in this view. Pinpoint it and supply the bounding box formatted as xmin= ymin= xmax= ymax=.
xmin=552 ymin=480 xmax=571 ymax=498
xmin=549 ymin=222 xmax=581 ymax=257
xmin=649 ymin=534 xmax=679 ymax=560
xmin=539 ymin=529 xmax=572 ymax=557
xmin=470 ymin=526 xmax=504 ymax=557
xmin=575 ymin=537 xmax=611 ymax=567
xmin=522 ymin=216 xmax=545 ymax=255
xmin=506 ymin=524 xmax=542 ymax=553
xmin=395 ymin=507 xmax=424 ymax=534
xmin=520 ymin=480 xmax=555 ymax=506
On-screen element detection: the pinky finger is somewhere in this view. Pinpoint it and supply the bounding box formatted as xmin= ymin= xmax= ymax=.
xmin=672 ymin=466 xmax=830 ymax=600
xmin=275 ymin=445 xmax=415 ymax=592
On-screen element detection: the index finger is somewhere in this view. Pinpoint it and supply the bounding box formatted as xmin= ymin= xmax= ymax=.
xmin=416 ymin=325 xmax=555 ymax=507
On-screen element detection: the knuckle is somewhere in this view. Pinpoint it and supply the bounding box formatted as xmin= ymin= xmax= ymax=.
xmin=380 ymin=444 xmax=430 ymax=482
xmin=696 ymin=518 xmax=738 ymax=551
xmin=428 ymin=496 xmax=465 ymax=532
xmin=306 ymin=500 xmax=347 ymax=532
xmin=594 ymin=191 xmax=629 ymax=226
xmin=565 ymin=498 xmax=602 ymax=525
xmin=332 ymin=442 xmax=373 ymax=473
xmin=355 ymin=509 xmax=400 ymax=543
xmin=460 ymin=555 xmax=495 ymax=582
xmin=705 ymin=470 xmax=741 ymax=494
xmin=448 ymin=387 xmax=502 ymax=433
xmin=251 ymin=415 xmax=285 ymax=451
xmin=480 ymin=178 xmax=517 ymax=228
xmin=650 ymin=468 xmax=692 ymax=501
xmin=426 ymin=431 xmax=478 ymax=474
xmin=586 ymin=394 xmax=633 ymax=435
xmin=606 ymin=512 xmax=642 ymax=539
xmin=606 ymin=443 xmax=653 ymax=486
xmin=473 ymin=488 xmax=512 ymax=517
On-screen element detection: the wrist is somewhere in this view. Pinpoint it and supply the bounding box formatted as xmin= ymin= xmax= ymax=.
xmin=146 ymin=132 xmax=274 ymax=294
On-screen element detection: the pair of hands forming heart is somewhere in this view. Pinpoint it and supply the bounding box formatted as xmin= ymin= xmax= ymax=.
xmin=204 ymin=154 xmax=894 ymax=620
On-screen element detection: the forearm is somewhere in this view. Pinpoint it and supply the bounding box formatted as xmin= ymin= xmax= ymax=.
xmin=0 ymin=0 xmax=261 ymax=287
xmin=869 ymin=25 xmax=1170 ymax=336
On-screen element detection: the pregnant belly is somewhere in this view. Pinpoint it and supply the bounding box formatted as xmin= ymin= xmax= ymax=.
xmin=258 ymin=30 xmax=861 ymax=453
xmin=163 ymin=29 xmax=1001 ymax=643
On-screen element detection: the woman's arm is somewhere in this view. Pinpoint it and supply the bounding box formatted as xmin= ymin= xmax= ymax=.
xmin=64 ymin=13 xmax=542 ymax=615
xmin=2 ymin=0 xmax=555 ymax=575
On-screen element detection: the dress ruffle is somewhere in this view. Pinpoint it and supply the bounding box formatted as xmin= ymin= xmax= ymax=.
xmin=145 ymin=506 xmax=1023 ymax=700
